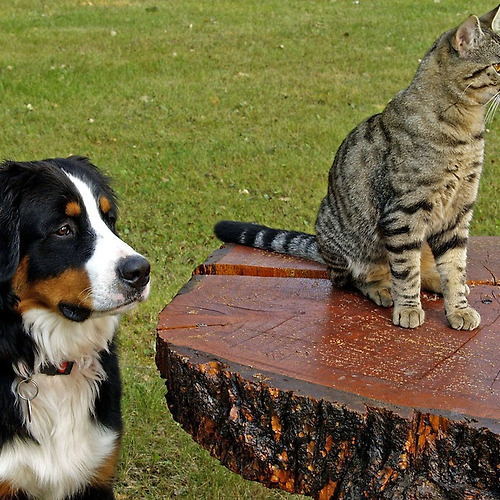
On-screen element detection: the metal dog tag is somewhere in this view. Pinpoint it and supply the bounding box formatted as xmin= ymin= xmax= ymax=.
xmin=16 ymin=378 xmax=39 ymax=423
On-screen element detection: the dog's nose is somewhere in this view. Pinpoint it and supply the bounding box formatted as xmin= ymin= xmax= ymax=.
xmin=117 ymin=255 xmax=150 ymax=290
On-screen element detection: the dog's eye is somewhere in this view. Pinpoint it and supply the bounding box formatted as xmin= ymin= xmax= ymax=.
xmin=55 ymin=224 xmax=73 ymax=237
xmin=106 ymin=214 xmax=117 ymax=230
xmin=494 ymin=62 xmax=500 ymax=73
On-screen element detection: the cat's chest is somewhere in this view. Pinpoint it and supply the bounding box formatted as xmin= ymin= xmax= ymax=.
xmin=429 ymin=159 xmax=481 ymax=220
xmin=441 ymin=162 xmax=473 ymax=193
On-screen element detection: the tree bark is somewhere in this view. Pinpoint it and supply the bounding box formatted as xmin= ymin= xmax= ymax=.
xmin=156 ymin=238 xmax=500 ymax=499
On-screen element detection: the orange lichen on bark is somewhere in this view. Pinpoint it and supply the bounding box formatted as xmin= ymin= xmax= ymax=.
xmin=198 ymin=361 xmax=221 ymax=377
xmin=229 ymin=406 xmax=239 ymax=422
xmin=376 ymin=466 xmax=399 ymax=491
xmin=268 ymin=466 xmax=295 ymax=492
xmin=271 ymin=414 xmax=282 ymax=441
xmin=318 ymin=480 xmax=338 ymax=500
xmin=335 ymin=440 xmax=351 ymax=474
xmin=401 ymin=412 xmax=451 ymax=469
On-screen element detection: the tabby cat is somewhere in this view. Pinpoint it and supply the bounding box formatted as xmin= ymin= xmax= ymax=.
xmin=214 ymin=7 xmax=500 ymax=330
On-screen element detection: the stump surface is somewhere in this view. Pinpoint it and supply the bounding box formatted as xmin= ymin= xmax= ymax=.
xmin=156 ymin=237 xmax=500 ymax=499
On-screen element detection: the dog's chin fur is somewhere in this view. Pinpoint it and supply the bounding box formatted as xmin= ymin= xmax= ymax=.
xmin=0 ymin=157 xmax=150 ymax=499
xmin=18 ymin=309 xmax=120 ymax=374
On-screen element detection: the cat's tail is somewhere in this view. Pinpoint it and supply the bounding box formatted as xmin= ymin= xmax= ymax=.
xmin=214 ymin=220 xmax=326 ymax=264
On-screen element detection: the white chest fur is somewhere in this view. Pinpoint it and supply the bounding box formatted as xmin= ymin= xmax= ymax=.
xmin=0 ymin=360 xmax=118 ymax=500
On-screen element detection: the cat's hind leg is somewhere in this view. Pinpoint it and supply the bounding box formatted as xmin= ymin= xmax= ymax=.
xmin=326 ymin=258 xmax=351 ymax=288
xmin=326 ymin=256 xmax=393 ymax=307
xmin=356 ymin=263 xmax=393 ymax=307
xmin=420 ymin=242 xmax=443 ymax=294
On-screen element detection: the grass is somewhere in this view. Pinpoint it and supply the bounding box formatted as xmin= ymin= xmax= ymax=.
xmin=0 ymin=1 xmax=498 ymax=498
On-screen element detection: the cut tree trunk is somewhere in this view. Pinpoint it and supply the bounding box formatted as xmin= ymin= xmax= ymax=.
xmin=156 ymin=237 xmax=500 ymax=499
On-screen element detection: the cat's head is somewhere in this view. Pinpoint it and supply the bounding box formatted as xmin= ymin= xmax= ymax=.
xmin=442 ymin=5 xmax=500 ymax=108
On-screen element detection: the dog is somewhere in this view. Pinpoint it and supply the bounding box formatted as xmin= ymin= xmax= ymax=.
xmin=0 ymin=156 xmax=150 ymax=499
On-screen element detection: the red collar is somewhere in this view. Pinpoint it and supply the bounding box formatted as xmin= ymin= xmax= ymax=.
xmin=40 ymin=361 xmax=74 ymax=376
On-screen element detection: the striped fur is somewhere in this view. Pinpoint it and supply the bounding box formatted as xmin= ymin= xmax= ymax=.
xmin=215 ymin=7 xmax=500 ymax=330
xmin=214 ymin=221 xmax=326 ymax=264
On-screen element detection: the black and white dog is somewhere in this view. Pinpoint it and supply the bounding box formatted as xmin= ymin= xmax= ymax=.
xmin=0 ymin=157 xmax=150 ymax=499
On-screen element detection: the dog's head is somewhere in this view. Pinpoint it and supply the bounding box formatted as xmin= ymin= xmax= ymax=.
xmin=0 ymin=156 xmax=150 ymax=325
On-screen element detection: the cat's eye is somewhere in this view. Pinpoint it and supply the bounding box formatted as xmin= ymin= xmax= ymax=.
xmin=493 ymin=62 xmax=500 ymax=73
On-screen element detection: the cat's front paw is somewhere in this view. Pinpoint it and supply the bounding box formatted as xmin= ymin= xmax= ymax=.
xmin=393 ymin=306 xmax=425 ymax=329
xmin=446 ymin=307 xmax=480 ymax=330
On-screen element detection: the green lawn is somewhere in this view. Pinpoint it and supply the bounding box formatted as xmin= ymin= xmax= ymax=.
xmin=0 ymin=1 xmax=498 ymax=498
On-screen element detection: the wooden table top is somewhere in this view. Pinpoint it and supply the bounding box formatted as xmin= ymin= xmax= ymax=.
xmin=158 ymin=237 xmax=500 ymax=431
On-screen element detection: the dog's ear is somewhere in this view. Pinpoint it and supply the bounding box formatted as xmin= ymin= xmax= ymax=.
xmin=0 ymin=162 xmax=23 ymax=283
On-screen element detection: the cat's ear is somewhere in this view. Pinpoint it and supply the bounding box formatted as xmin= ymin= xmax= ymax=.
xmin=479 ymin=5 xmax=500 ymax=33
xmin=453 ymin=16 xmax=483 ymax=56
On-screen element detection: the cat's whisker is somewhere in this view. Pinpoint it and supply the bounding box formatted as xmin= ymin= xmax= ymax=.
xmin=491 ymin=93 xmax=500 ymax=117
xmin=484 ymin=92 xmax=500 ymax=124
xmin=483 ymin=93 xmax=496 ymax=111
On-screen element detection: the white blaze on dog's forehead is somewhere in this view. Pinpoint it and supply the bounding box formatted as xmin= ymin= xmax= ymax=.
xmin=63 ymin=171 xmax=129 ymax=247
xmin=63 ymin=171 xmax=145 ymax=310
xmin=62 ymin=171 xmax=137 ymax=253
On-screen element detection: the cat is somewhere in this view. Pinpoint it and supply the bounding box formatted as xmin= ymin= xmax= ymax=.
xmin=214 ymin=6 xmax=500 ymax=330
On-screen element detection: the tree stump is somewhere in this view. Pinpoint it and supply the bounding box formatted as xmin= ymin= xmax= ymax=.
xmin=156 ymin=237 xmax=500 ymax=499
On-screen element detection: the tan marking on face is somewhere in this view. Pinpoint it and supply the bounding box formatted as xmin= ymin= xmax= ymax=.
xmin=12 ymin=257 xmax=92 ymax=315
xmin=65 ymin=201 xmax=81 ymax=217
xmin=91 ymin=438 xmax=121 ymax=487
xmin=99 ymin=196 xmax=111 ymax=214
